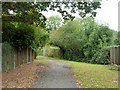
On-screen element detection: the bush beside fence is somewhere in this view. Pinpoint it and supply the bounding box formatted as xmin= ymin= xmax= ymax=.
xmin=2 ymin=42 xmax=35 ymax=72
xmin=45 ymin=46 xmax=62 ymax=58
xmin=39 ymin=45 xmax=62 ymax=58
xmin=110 ymin=45 xmax=120 ymax=65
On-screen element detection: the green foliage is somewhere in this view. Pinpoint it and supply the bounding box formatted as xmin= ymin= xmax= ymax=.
xmin=2 ymin=22 xmax=15 ymax=43
xmin=35 ymin=45 xmax=62 ymax=58
xmin=50 ymin=17 xmax=116 ymax=64
xmin=2 ymin=2 xmax=101 ymax=27
xmin=2 ymin=2 xmax=49 ymax=27
xmin=32 ymin=26 xmax=49 ymax=49
xmin=36 ymin=59 xmax=47 ymax=64
xmin=35 ymin=47 xmax=43 ymax=56
xmin=113 ymin=31 xmax=120 ymax=45
xmin=2 ymin=22 xmax=34 ymax=49
xmin=50 ymin=19 xmax=84 ymax=50
xmin=31 ymin=26 xmax=49 ymax=57
xmin=12 ymin=23 xmax=35 ymax=48
xmin=91 ymin=47 xmax=110 ymax=64
xmin=45 ymin=15 xmax=62 ymax=31
xmin=45 ymin=45 xmax=62 ymax=58
xmin=2 ymin=22 xmax=49 ymax=50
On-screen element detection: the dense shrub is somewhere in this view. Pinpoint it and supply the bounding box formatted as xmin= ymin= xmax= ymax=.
xmin=36 ymin=45 xmax=62 ymax=58
xmin=113 ymin=31 xmax=120 ymax=45
xmin=34 ymin=47 xmax=43 ymax=56
xmin=45 ymin=45 xmax=62 ymax=58
xmin=31 ymin=26 xmax=49 ymax=51
xmin=2 ymin=22 xmax=16 ymax=43
xmin=2 ymin=22 xmax=34 ymax=48
xmin=90 ymin=47 xmax=110 ymax=64
xmin=50 ymin=17 xmax=115 ymax=64
xmin=2 ymin=22 xmax=49 ymax=50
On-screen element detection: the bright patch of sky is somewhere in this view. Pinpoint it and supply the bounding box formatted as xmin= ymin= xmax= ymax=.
xmin=95 ymin=0 xmax=119 ymax=31
xmin=42 ymin=0 xmax=120 ymax=31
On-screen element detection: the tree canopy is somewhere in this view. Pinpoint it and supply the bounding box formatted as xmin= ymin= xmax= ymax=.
xmin=2 ymin=22 xmax=49 ymax=49
xmin=2 ymin=1 xmax=101 ymax=57
xmin=50 ymin=17 xmax=115 ymax=64
xmin=2 ymin=2 xmax=101 ymax=27
xmin=45 ymin=15 xmax=62 ymax=31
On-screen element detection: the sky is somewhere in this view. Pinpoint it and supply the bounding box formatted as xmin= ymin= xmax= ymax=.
xmin=42 ymin=0 xmax=120 ymax=31
xmin=95 ymin=0 xmax=119 ymax=31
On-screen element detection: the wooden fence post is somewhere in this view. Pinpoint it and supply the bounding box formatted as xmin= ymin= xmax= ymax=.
xmin=32 ymin=49 xmax=34 ymax=61
xmin=113 ymin=47 xmax=115 ymax=64
xmin=27 ymin=48 xmax=28 ymax=64
xmin=0 ymin=43 xmax=1 ymax=72
xmin=111 ymin=47 xmax=114 ymax=64
xmin=110 ymin=47 xmax=112 ymax=64
xmin=14 ymin=54 xmax=16 ymax=69
xmin=114 ymin=47 xmax=117 ymax=65
xmin=18 ymin=49 xmax=20 ymax=66
xmin=30 ymin=48 xmax=32 ymax=62
xmin=24 ymin=48 xmax=27 ymax=64
xmin=2 ymin=45 xmax=35 ymax=72
xmin=16 ymin=48 xmax=18 ymax=67
xmin=19 ymin=49 xmax=21 ymax=65
xmin=116 ymin=47 xmax=119 ymax=65
xmin=22 ymin=49 xmax=24 ymax=64
xmin=118 ymin=46 xmax=120 ymax=65
xmin=28 ymin=48 xmax=30 ymax=62
xmin=110 ymin=46 xmax=120 ymax=65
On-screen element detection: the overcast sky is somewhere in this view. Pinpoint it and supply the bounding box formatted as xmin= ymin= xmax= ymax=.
xmin=42 ymin=0 xmax=120 ymax=31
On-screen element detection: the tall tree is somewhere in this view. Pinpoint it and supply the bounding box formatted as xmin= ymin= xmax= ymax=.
xmin=45 ymin=15 xmax=62 ymax=31
xmin=50 ymin=17 xmax=115 ymax=64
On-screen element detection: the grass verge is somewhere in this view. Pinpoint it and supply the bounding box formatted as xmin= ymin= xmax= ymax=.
xmin=35 ymin=58 xmax=47 ymax=64
xmin=38 ymin=56 xmax=118 ymax=88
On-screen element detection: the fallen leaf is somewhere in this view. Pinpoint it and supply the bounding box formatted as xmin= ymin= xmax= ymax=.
xmin=113 ymin=80 xmax=117 ymax=83
xmin=29 ymin=70 xmax=31 ymax=72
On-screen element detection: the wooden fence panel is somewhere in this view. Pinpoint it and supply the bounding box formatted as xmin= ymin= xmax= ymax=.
xmin=24 ymin=48 xmax=27 ymax=64
xmin=27 ymin=48 xmax=28 ymax=64
xmin=32 ymin=49 xmax=33 ymax=61
xmin=116 ymin=47 xmax=119 ymax=65
xmin=16 ymin=48 xmax=19 ymax=67
xmin=110 ymin=47 xmax=113 ymax=63
xmin=110 ymin=46 xmax=120 ymax=65
xmin=28 ymin=48 xmax=30 ymax=62
xmin=117 ymin=46 xmax=120 ymax=65
xmin=18 ymin=49 xmax=20 ymax=66
xmin=2 ymin=43 xmax=35 ymax=72
xmin=30 ymin=48 xmax=31 ymax=62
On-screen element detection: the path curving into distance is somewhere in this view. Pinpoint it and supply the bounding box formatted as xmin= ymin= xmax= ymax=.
xmin=31 ymin=57 xmax=78 ymax=88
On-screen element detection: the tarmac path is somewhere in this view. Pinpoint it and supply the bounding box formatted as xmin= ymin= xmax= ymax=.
xmin=31 ymin=57 xmax=78 ymax=88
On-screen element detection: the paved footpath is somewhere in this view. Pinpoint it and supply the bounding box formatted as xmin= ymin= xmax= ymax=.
xmin=31 ymin=57 xmax=78 ymax=88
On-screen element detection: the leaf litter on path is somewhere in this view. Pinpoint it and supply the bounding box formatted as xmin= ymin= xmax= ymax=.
xmin=2 ymin=61 xmax=46 ymax=88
